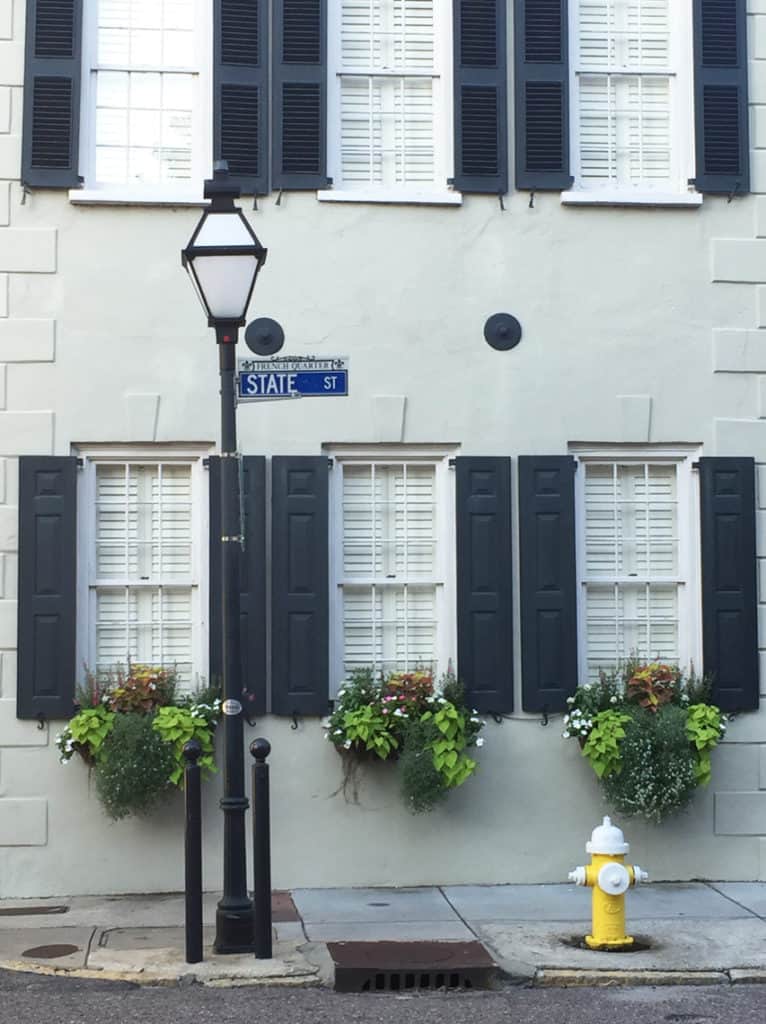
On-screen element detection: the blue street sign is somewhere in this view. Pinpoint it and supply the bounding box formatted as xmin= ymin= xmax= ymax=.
xmin=237 ymin=356 xmax=349 ymax=401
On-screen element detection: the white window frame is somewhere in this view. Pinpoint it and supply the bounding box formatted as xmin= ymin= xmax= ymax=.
xmin=319 ymin=0 xmax=459 ymax=205
xmin=562 ymin=0 xmax=699 ymax=207
xmin=71 ymin=0 xmax=212 ymax=205
xmin=572 ymin=445 xmax=702 ymax=682
xmin=327 ymin=444 xmax=457 ymax=694
xmin=75 ymin=445 xmax=210 ymax=691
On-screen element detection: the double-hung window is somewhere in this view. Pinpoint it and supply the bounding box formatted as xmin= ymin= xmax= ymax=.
xmin=576 ymin=452 xmax=701 ymax=681
xmin=80 ymin=455 xmax=206 ymax=687
xmin=80 ymin=0 xmax=209 ymax=196
xmin=326 ymin=0 xmax=452 ymax=199
xmin=330 ymin=454 xmax=454 ymax=686
xmin=570 ymin=0 xmax=694 ymax=197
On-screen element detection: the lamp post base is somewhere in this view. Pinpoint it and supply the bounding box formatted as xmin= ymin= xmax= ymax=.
xmin=213 ymin=900 xmax=255 ymax=954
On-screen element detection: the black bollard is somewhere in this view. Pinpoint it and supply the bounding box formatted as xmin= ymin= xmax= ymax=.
xmin=183 ymin=738 xmax=204 ymax=964
xmin=250 ymin=738 xmax=272 ymax=959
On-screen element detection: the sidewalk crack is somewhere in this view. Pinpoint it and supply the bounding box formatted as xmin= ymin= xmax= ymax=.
xmin=705 ymin=882 xmax=763 ymax=920
xmin=438 ymin=886 xmax=478 ymax=939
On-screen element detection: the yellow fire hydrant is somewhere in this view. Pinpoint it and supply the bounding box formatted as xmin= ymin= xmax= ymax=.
xmin=568 ymin=816 xmax=648 ymax=950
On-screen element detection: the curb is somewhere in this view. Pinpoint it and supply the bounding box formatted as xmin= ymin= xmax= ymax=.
xmin=533 ymin=969 xmax=751 ymax=988
xmin=0 ymin=958 xmax=322 ymax=989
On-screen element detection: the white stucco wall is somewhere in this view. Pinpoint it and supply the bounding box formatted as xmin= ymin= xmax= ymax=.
xmin=2 ymin=0 xmax=766 ymax=896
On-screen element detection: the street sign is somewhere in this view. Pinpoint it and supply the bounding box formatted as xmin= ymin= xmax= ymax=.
xmin=237 ymin=356 xmax=349 ymax=400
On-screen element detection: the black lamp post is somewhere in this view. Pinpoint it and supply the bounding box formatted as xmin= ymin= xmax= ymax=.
xmin=182 ymin=162 xmax=267 ymax=954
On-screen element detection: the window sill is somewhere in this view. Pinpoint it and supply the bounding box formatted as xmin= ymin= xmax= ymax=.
xmin=317 ymin=188 xmax=463 ymax=206
xmin=69 ymin=188 xmax=207 ymax=207
xmin=560 ymin=189 xmax=703 ymax=208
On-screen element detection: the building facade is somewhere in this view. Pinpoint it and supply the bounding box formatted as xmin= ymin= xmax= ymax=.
xmin=1 ymin=0 xmax=766 ymax=897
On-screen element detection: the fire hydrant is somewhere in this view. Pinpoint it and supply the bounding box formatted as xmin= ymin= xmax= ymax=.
xmin=568 ymin=816 xmax=648 ymax=950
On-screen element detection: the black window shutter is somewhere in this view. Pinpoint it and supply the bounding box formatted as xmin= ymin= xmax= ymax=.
xmin=17 ymin=456 xmax=77 ymax=720
xmin=452 ymin=0 xmax=508 ymax=194
xmin=455 ymin=457 xmax=513 ymax=713
xmin=209 ymin=456 xmax=267 ymax=715
xmin=22 ymin=0 xmax=83 ymax=188
xmin=214 ymin=0 xmax=269 ymax=195
xmin=272 ymin=0 xmax=328 ymax=189
xmin=519 ymin=456 xmax=577 ymax=713
xmin=692 ymin=0 xmax=749 ymax=195
xmin=514 ymin=0 xmax=572 ymax=190
xmin=271 ymin=456 xmax=329 ymax=715
xmin=699 ymin=457 xmax=759 ymax=711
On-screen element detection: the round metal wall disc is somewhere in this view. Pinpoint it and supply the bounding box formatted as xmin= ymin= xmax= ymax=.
xmin=244 ymin=317 xmax=285 ymax=356
xmin=484 ymin=313 xmax=522 ymax=351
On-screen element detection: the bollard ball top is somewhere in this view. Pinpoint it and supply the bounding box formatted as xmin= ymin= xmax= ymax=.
xmin=183 ymin=738 xmax=203 ymax=763
xmin=250 ymin=737 xmax=271 ymax=762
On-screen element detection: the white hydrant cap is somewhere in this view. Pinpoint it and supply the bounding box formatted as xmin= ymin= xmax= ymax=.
xmin=585 ymin=816 xmax=630 ymax=855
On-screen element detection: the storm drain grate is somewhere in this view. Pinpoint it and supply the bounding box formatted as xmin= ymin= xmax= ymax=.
xmin=327 ymin=941 xmax=498 ymax=993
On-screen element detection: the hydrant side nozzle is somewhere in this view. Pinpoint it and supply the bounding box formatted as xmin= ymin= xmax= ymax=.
xmin=633 ymin=866 xmax=649 ymax=885
xmin=568 ymin=866 xmax=587 ymax=887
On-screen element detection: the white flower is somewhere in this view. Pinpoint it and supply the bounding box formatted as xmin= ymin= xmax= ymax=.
xmin=563 ymin=715 xmax=570 ymax=725
xmin=610 ymin=696 xmax=618 ymax=704
xmin=566 ymin=696 xmax=575 ymax=705
xmin=320 ymin=717 xmax=331 ymax=728
xmin=470 ymin=716 xmax=482 ymax=724
xmin=334 ymin=729 xmax=343 ymax=735
xmin=437 ymin=697 xmax=448 ymax=704
xmin=584 ymin=683 xmax=592 ymax=691
xmin=475 ymin=737 xmax=485 ymax=748
xmin=344 ymin=740 xmax=351 ymax=749
xmin=562 ymin=731 xmax=570 ymax=739
xmin=393 ymin=708 xmax=405 ymax=717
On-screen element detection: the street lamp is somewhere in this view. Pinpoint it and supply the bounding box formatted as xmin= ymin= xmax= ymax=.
xmin=182 ymin=162 xmax=267 ymax=954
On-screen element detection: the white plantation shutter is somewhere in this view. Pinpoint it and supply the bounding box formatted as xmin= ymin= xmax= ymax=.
xmin=92 ymin=0 xmax=199 ymax=185
xmin=339 ymin=462 xmax=439 ymax=675
xmin=582 ymin=461 xmax=682 ymax=678
xmin=576 ymin=0 xmax=674 ymax=190
xmin=92 ymin=462 xmax=197 ymax=684
xmin=337 ymin=0 xmax=438 ymax=188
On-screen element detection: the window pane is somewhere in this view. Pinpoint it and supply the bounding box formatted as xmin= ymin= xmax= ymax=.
xmin=342 ymin=463 xmax=436 ymax=579
xmin=341 ymin=0 xmax=434 ymax=73
xmin=584 ymin=463 xmax=678 ymax=578
xmin=585 ymin=582 xmax=679 ymax=679
xmin=96 ymin=586 xmax=193 ymax=685
xmin=342 ymin=584 xmax=437 ymax=676
xmin=578 ymin=0 xmax=670 ymax=71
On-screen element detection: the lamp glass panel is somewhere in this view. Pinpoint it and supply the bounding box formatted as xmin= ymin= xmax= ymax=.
xmin=191 ymin=254 xmax=258 ymax=319
xmin=194 ymin=211 xmax=256 ymax=248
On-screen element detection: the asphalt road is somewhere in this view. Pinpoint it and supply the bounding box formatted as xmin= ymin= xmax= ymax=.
xmin=0 ymin=973 xmax=764 ymax=1024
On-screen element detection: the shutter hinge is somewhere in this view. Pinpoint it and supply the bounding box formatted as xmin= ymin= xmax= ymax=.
xmin=447 ymin=177 xmax=455 ymax=186
xmin=326 ymin=177 xmax=333 ymax=187
xmin=203 ymin=457 xmax=210 ymax=468
xmin=76 ymin=458 xmax=84 ymax=469
xmin=692 ymin=460 xmax=700 ymax=470
xmin=727 ymin=181 xmax=743 ymax=204
xmin=327 ymin=457 xmax=334 ymax=470
xmin=36 ymin=712 xmax=46 ymax=730
xmin=448 ymin=458 xmax=456 ymax=468
xmin=291 ymin=710 xmax=301 ymax=730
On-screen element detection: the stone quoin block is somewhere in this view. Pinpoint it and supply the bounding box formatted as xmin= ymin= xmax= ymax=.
xmin=754 ymin=108 xmax=766 ymax=154
xmin=2 ymin=552 xmax=15 ymax=600
xmin=760 ymin=747 xmax=766 ymax=789
xmin=0 ymin=319 xmax=55 ymax=361
xmin=0 ymin=88 xmax=10 ymax=134
xmin=0 ymin=182 xmax=8 ymax=227
xmin=0 ymin=699 xmax=49 ymax=747
xmin=751 ymin=150 xmax=766 ymax=194
xmin=0 ymin=133 xmax=19 ymax=181
xmin=0 ymin=503 xmax=15 ymax=551
xmin=0 ymin=363 xmax=5 ymax=409
xmin=752 ymin=15 xmax=766 ymax=59
xmin=0 ymin=412 xmax=53 ymax=456
xmin=0 ymin=601 xmax=16 ymax=649
xmin=0 ymin=274 xmax=7 ymax=317
xmin=756 ymin=199 xmax=766 ymax=241
xmin=0 ymin=231 xmax=56 ymax=274
xmin=0 ymin=799 xmax=48 ymax=846
xmin=713 ymin=330 xmax=766 ymax=372
xmin=0 ymin=650 xmax=17 ymax=700
xmin=751 ymin=59 xmax=766 ymax=106
xmin=715 ymin=418 xmax=766 ymax=460
xmin=0 ymin=42 xmax=22 ymax=87
xmin=0 ymin=1 xmax=13 ymax=40
xmin=715 ymin=791 xmax=766 ymax=835
xmin=756 ymin=286 xmax=766 ymax=328
xmin=712 ymin=239 xmax=766 ymax=283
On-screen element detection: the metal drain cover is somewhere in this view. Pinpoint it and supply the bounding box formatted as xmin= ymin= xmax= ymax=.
xmin=0 ymin=905 xmax=68 ymax=917
xmin=328 ymin=941 xmax=498 ymax=993
xmin=21 ymin=944 xmax=79 ymax=959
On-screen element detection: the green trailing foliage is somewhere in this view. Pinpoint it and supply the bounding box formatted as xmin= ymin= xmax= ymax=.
xmin=326 ymin=667 xmax=486 ymax=813
xmin=563 ymin=662 xmax=726 ymax=824
xmin=57 ymin=666 xmax=221 ymax=820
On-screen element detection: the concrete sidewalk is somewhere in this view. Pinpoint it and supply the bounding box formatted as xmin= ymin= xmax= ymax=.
xmin=1 ymin=883 xmax=766 ymax=988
